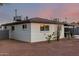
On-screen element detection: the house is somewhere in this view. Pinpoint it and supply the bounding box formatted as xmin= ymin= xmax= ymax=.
xmin=1 ymin=17 xmax=65 ymax=42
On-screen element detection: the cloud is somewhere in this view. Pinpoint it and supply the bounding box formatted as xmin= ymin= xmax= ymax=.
xmin=37 ymin=7 xmax=53 ymax=19
xmin=1 ymin=3 xmax=79 ymax=23
xmin=58 ymin=4 xmax=79 ymax=17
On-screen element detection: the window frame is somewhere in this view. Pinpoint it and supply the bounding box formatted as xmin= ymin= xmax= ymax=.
xmin=40 ymin=25 xmax=49 ymax=31
xmin=4 ymin=26 xmax=7 ymax=29
xmin=44 ymin=25 xmax=49 ymax=31
xmin=22 ymin=24 xmax=27 ymax=29
xmin=11 ymin=26 xmax=15 ymax=31
xmin=40 ymin=26 xmax=44 ymax=31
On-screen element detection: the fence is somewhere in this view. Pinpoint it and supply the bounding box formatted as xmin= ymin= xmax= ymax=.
xmin=0 ymin=30 xmax=9 ymax=39
xmin=74 ymin=27 xmax=79 ymax=35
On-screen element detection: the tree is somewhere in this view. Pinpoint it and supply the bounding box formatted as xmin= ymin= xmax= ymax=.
xmin=45 ymin=32 xmax=57 ymax=43
xmin=71 ymin=22 xmax=76 ymax=38
xmin=56 ymin=18 xmax=61 ymax=41
xmin=45 ymin=18 xmax=61 ymax=42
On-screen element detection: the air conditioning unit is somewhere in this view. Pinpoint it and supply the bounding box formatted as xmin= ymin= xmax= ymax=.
xmin=13 ymin=16 xmax=21 ymax=21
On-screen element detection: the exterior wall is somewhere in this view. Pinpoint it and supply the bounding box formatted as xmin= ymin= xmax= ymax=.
xmin=2 ymin=23 xmax=64 ymax=43
xmin=5 ymin=23 xmax=31 ymax=42
xmin=31 ymin=23 xmax=64 ymax=42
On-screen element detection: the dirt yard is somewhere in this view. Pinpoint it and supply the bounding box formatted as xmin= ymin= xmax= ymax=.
xmin=0 ymin=39 xmax=79 ymax=56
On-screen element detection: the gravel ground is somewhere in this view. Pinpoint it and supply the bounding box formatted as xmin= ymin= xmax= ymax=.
xmin=0 ymin=39 xmax=79 ymax=56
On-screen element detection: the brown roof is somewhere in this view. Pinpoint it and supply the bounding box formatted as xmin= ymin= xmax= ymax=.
xmin=1 ymin=17 xmax=64 ymax=26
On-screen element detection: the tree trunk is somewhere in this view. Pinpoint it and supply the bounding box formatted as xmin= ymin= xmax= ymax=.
xmin=56 ymin=19 xmax=61 ymax=41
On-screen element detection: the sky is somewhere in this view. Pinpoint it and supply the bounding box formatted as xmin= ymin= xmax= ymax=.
xmin=0 ymin=3 xmax=79 ymax=24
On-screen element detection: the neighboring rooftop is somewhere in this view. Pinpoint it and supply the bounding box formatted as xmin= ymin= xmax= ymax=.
xmin=1 ymin=17 xmax=64 ymax=26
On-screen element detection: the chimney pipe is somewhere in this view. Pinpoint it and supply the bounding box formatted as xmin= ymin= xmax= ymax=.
xmin=26 ymin=16 xmax=28 ymax=20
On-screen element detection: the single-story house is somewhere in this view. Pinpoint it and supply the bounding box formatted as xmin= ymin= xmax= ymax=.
xmin=1 ymin=17 xmax=65 ymax=42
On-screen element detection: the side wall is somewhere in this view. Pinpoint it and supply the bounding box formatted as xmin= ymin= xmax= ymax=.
xmin=6 ymin=23 xmax=31 ymax=42
xmin=31 ymin=23 xmax=64 ymax=42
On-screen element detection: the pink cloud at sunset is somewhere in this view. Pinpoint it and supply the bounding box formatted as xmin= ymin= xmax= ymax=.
xmin=1 ymin=3 xmax=79 ymax=23
xmin=37 ymin=7 xmax=53 ymax=19
xmin=36 ymin=4 xmax=79 ymax=22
